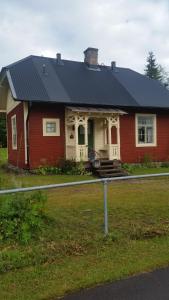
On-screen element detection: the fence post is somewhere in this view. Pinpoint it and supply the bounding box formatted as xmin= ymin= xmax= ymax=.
xmin=103 ymin=180 xmax=108 ymax=235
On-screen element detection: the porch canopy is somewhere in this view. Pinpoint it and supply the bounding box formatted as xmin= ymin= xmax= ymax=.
xmin=66 ymin=106 xmax=126 ymax=115
xmin=65 ymin=106 xmax=127 ymax=162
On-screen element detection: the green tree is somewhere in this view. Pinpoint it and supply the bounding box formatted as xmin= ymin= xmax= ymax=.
xmin=144 ymin=51 xmax=162 ymax=80
xmin=145 ymin=51 xmax=169 ymax=89
xmin=158 ymin=65 xmax=169 ymax=89
xmin=0 ymin=113 xmax=7 ymax=148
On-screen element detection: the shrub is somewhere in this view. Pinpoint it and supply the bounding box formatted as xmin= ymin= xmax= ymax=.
xmin=0 ymin=191 xmax=47 ymax=244
xmin=142 ymin=154 xmax=154 ymax=168
xmin=0 ymin=177 xmax=6 ymax=189
xmin=122 ymin=163 xmax=136 ymax=174
xmin=58 ymin=159 xmax=76 ymax=174
xmin=60 ymin=160 xmax=87 ymax=175
xmin=36 ymin=166 xmax=62 ymax=175
xmin=161 ymin=162 xmax=169 ymax=168
xmin=36 ymin=160 xmax=88 ymax=176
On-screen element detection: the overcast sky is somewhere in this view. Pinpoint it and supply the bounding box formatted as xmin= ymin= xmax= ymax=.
xmin=1 ymin=0 xmax=169 ymax=73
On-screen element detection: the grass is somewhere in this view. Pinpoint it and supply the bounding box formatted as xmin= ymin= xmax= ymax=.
xmin=1 ymin=148 xmax=169 ymax=299
xmin=0 ymin=148 xmax=7 ymax=164
xmin=131 ymin=166 xmax=169 ymax=175
xmin=123 ymin=162 xmax=169 ymax=176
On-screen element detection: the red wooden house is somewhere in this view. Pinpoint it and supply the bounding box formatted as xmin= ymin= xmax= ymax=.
xmin=1 ymin=47 xmax=169 ymax=170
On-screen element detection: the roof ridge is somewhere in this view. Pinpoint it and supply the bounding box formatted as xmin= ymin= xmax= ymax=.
xmin=5 ymin=53 xmax=131 ymax=72
xmin=29 ymin=55 xmax=84 ymax=65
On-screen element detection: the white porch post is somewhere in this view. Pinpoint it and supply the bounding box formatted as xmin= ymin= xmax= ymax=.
xmin=107 ymin=115 xmax=121 ymax=160
xmin=117 ymin=116 xmax=120 ymax=159
xmin=107 ymin=117 xmax=112 ymax=160
xmin=74 ymin=115 xmax=79 ymax=161
xmin=84 ymin=115 xmax=88 ymax=147
xmin=75 ymin=114 xmax=88 ymax=162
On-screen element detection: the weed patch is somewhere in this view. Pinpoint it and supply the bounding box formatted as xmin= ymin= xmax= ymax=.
xmin=0 ymin=191 xmax=48 ymax=244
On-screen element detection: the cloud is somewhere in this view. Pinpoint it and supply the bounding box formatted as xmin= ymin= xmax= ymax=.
xmin=0 ymin=0 xmax=169 ymax=73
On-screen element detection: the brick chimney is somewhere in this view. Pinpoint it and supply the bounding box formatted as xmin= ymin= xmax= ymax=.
xmin=84 ymin=47 xmax=98 ymax=66
xmin=111 ymin=61 xmax=116 ymax=71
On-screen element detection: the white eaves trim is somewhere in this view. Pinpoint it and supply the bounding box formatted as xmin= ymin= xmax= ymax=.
xmin=6 ymin=70 xmax=17 ymax=99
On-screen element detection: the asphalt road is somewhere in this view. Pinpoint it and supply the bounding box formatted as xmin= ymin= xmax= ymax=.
xmin=61 ymin=267 xmax=169 ymax=300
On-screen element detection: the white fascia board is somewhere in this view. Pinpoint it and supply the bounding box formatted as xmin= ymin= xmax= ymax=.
xmin=6 ymin=70 xmax=17 ymax=99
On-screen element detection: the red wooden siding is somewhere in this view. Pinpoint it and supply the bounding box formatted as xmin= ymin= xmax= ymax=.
xmin=28 ymin=103 xmax=65 ymax=169
xmin=7 ymin=104 xmax=169 ymax=169
xmin=7 ymin=102 xmax=26 ymax=168
xmin=120 ymin=113 xmax=169 ymax=163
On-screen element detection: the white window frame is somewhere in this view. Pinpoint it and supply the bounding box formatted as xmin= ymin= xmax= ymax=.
xmin=43 ymin=118 xmax=60 ymax=136
xmin=11 ymin=114 xmax=17 ymax=150
xmin=135 ymin=114 xmax=157 ymax=147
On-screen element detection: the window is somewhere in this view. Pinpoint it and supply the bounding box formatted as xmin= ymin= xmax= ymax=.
xmin=11 ymin=115 xmax=17 ymax=150
xmin=43 ymin=118 xmax=60 ymax=136
xmin=136 ymin=114 xmax=156 ymax=147
xmin=78 ymin=125 xmax=85 ymax=145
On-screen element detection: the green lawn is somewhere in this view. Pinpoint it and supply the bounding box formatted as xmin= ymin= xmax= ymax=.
xmin=131 ymin=166 xmax=169 ymax=175
xmin=0 ymin=148 xmax=7 ymax=164
xmin=1 ymin=149 xmax=169 ymax=299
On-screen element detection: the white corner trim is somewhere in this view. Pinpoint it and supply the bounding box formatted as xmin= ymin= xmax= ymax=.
xmin=11 ymin=114 xmax=17 ymax=150
xmin=6 ymin=70 xmax=17 ymax=99
xmin=23 ymin=102 xmax=28 ymax=164
xmin=135 ymin=113 xmax=157 ymax=147
xmin=43 ymin=118 xmax=60 ymax=136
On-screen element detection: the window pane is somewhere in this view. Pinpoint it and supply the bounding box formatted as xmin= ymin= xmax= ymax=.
xmin=138 ymin=126 xmax=145 ymax=143
xmin=46 ymin=122 xmax=56 ymax=133
xmin=138 ymin=116 xmax=153 ymax=126
xmin=137 ymin=115 xmax=155 ymax=145
xmin=146 ymin=127 xmax=153 ymax=143
xmin=13 ymin=134 xmax=17 ymax=147
xmin=78 ymin=125 xmax=85 ymax=145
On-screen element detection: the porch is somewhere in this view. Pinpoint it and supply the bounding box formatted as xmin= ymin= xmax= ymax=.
xmin=65 ymin=107 xmax=126 ymax=162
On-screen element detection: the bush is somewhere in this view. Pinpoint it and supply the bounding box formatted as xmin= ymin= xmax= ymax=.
xmin=142 ymin=154 xmax=155 ymax=168
xmin=36 ymin=166 xmax=62 ymax=175
xmin=122 ymin=163 xmax=136 ymax=174
xmin=0 ymin=191 xmax=47 ymax=244
xmin=36 ymin=160 xmax=88 ymax=176
xmin=58 ymin=159 xmax=76 ymax=174
xmin=60 ymin=160 xmax=87 ymax=175
xmin=161 ymin=162 xmax=169 ymax=168
xmin=0 ymin=114 xmax=7 ymax=148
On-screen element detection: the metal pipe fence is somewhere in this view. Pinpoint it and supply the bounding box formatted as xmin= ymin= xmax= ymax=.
xmin=1 ymin=172 xmax=169 ymax=235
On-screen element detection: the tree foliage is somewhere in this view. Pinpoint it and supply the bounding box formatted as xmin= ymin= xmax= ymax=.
xmin=158 ymin=65 xmax=169 ymax=88
xmin=0 ymin=113 xmax=7 ymax=148
xmin=144 ymin=51 xmax=162 ymax=80
xmin=145 ymin=51 xmax=169 ymax=89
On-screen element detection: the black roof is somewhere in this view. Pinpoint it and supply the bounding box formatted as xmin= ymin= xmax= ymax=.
xmin=1 ymin=55 xmax=169 ymax=109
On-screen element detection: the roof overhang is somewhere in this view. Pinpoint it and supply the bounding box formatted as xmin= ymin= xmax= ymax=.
xmin=0 ymin=83 xmax=8 ymax=112
xmin=0 ymin=69 xmax=18 ymax=112
xmin=66 ymin=106 xmax=127 ymax=115
xmin=6 ymin=70 xmax=17 ymax=99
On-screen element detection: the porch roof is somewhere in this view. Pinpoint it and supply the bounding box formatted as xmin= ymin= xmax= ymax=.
xmin=66 ymin=106 xmax=127 ymax=115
